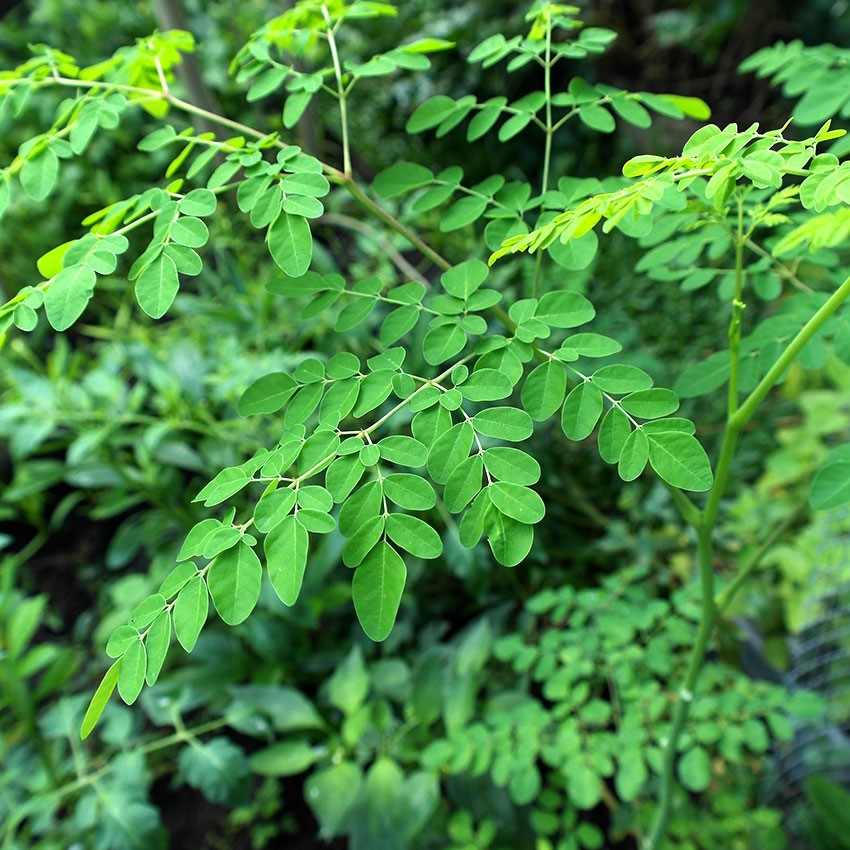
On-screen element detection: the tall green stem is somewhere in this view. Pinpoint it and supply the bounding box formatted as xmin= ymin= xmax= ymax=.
xmin=645 ymin=270 xmax=850 ymax=850
xmin=322 ymin=5 xmax=352 ymax=177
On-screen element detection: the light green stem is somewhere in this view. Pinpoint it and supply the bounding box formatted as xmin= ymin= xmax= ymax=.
xmin=645 ymin=271 xmax=850 ymax=849
xmin=322 ymin=5 xmax=352 ymax=176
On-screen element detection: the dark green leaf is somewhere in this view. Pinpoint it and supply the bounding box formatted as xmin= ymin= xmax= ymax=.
xmin=117 ymin=638 xmax=146 ymax=704
xmin=81 ymin=658 xmax=121 ymax=739
xmin=265 ymin=514 xmax=309 ymax=605
xmin=136 ymin=253 xmax=179 ymax=319
xmin=473 ymin=407 xmax=533 ymax=441
xmin=535 ymin=291 xmax=595 ymax=328
xmin=352 ymin=541 xmax=406 ymax=641
xmin=45 ymin=264 xmax=96 ymax=330
xmin=383 ymin=473 xmax=437 ymax=510
xmin=386 ymin=513 xmax=443 ymax=558
xmin=647 ymin=431 xmax=713 ymax=492
xmin=268 ymin=212 xmax=312 ymax=276
xmin=488 ymin=482 xmax=545 ymax=524
xmin=193 ymin=467 xmax=250 ymax=506
xmin=253 ymin=487 xmax=298 ymax=533
xmin=427 ymin=422 xmax=474 ymax=484
xmin=482 ymin=447 xmax=540 ymax=484
xmin=443 ymin=455 xmax=484 ymax=513
xmin=484 ymin=508 xmax=534 ymax=566
xmin=597 ymin=406 xmax=631 ymax=464
xmin=592 ymin=364 xmax=654 ymax=394
xmin=238 ymin=372 xmax=298 ymax=416
xmin=423 ymin=323 xmax=467 ymax=365
xmin=618 ymin=428 xmax=649 ymax=481
xmin=811 ymin=461 xmax=850 ymax=510
xmin=523 ymin=360 xmax=568 ymax=421
xmin=620 ymin=388 xmax=679 ymax=419
xmin=145 ymin=612 xmax=171 ymax=686
xmin=342 ymin=515 xmax=385 ymax=567
xmin=208 ymin=541 xmax=263 ymax=625
xmin=374 ymin=162 xmax=434 ymax=198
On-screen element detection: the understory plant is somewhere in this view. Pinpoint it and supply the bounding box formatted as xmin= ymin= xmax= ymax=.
xmin=2 ymin=1 xmax=850 ymax=848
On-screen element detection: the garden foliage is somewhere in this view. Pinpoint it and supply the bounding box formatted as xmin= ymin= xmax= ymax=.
xmin=2 ymin=1 xmax=850 ymax=848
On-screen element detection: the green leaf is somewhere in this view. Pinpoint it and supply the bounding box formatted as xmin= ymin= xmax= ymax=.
xmin=647 ymin=432 xmax=713 ymax=492
xmin=488 ymin=482 xmax=545 ymax=524
xmin=381 ymin=304 xmax=420 ymax=346
xmin=170 ymin=215 xmax=209 ymax=248
xmin=675 ymin=352 xmax=731 ymax=398
xmin=238 ymin=372 xmax=298 ymax=416
xmin=592 ymin=364 xmax=654 ymax=394
xmin=482 ymin=447 xmax=540 ymax=485
xmin=440 ymin=196 xmax=488 ymax=231
xmin=383 ymin=472 xmax=437 ymax=510
xmin=81 ymin=658 xmax=121 ymax=739
xmin=468 ymin=97 xmax=507 ymax=140
xmin=339 ymin=480 xmax=383 ymax=536
xmin=106 ymin=625 xmax=138 ymax=658
xmin=406 ymin=95 xmax=458 ymax=133
xmin=136 ymin=253 xmax=179 ymax=319
xmin=620 ymin=388 xmax=679 ymax=419
xmin=374 ymin=162 xmax=434 ymax=198
xmin=283 ymin=90 xmax=313 ymax=128
xmin=522 ymin=360 xmax=568 ymax=421
xmin=328 ymin=646 xmax=370 ymax=714
xmin=253 ymin=488 xmax=297 ymax=535
xmin=618 ymin=428 xmax=649 ymax=481
xmin=173 ymin=576 xmax=208 ymax=651
xmin=658 ymin=94 xmax=711 ymax=120
xmin=353 ymin=369 xmax=395 ymax=416
xmin=179 ymin=188 xmax=217 ymax=217
xmin=386 ymin=513 xmax=443 ymax=558
xmin=597 ymin=406 xmax=631 ymax=464
xmin=427 ymin=422 xmax=474 ymax=484
xmin=342 ymin=515 xmax=385 ymax=567
xmin=485 ymin=508 xmax=534 ymax=566
xmin=265 ymin=514 xmax=309 ymax=605
xmin=268 ymin=212 xmax=312 ymax=276
xmin=128 ymin=594 xmax=166 ymax=629
xmin=811 ymin=461 xmax=850 ymax=510
xmin=561 ymin=381 xmax=604 ymax=439
xmin=285 ymin=383 xmax=324 ymax=426
xmin=678 ymin=746 xmax=711 ymax=792
xmin=423 ymin=323 xmax=467 ymax=365
xmin=44 ymin=264 xmax=96 ymax=330
xmin=20 ymin=146 xmax=59 ymax=201
xmin=379 ymin=435 xmax=428 ymax=467
xmin=459 ymin=368 xmax=513 ymax=401
xmin=444 ymin=455 xmax=484 ymax=512
xmin=182 ymin=738 xmax=250 ymax=804
xmin=459 ymin=489 xmax=491 ymax=547
xmin=207 ymin=541 xmax=263 ymax=625
xmin=535 ymin=290 xmax=595 ymax=328
xmin=615 ymin=751 xmax=648 ymax=802
xmin=117 ymin=638 xmax=146 ymax=704
xmin=548 ymin=230 xmax=599 ymax=270
xmin=145 ymin=613 xmax=171 ymax=686
xmin=320 ymin=378 xmax=360 ymax=426
xmin=440 ymin=260 xmax=488 ymax=298
xmin=326 ymin=454 xmax=365 ymax=502
xmin=193 ymin=467 xmax=250 ymax=506
xmin=306 ymin=762 xmax=363 ymax=839
xmin=566 ymin=760 xmax=602 ymax=809
xmin=579 ymin=104 xmax=615 ymax=133
xmin=249 ymin=739 xmax=325 ymax=776
xmin=352 ymin=541 xmax=406 ymax=641
xmin=473 ymin=407 xmax=533 ymax=441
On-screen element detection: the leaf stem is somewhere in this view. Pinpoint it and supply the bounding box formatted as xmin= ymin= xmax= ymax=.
xmin=646 ymin=270 xmax=850 ymax=849
xmin=322 ymin=5 xmax=352 ymax=177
